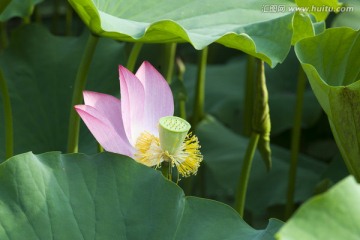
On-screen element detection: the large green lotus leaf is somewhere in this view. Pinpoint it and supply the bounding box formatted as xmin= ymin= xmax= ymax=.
xmin=0 ymin=151 xmax=283 ymax=239
xmin=196 ymin=116 xmax=326 ymax=215
xmin=68 ymin=0 xmax=321 ymax=67
xmin=295 ymin=28 xmax=360 ymax=181
xmin=0 ymin=0 xmax=43 ymax=21
xmin=0 ymin=24 xmax=126 ymax=161
xmin=331 ymin=0 xmax=360 ymax=30
xmin=276 ymin=176 xmax=360 ymax=239
xmin=182 ymin=50 xmax=322 ymax=136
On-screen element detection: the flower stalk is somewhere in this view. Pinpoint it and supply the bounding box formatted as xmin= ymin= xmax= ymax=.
xmin=161 ymin=43 xmax=177 ymax=83
xmin=126 ymin=43 xmax=143 ymax=72
xmin=52 ymin=0 xmax=60 ymax=34
xmin=0 ymin=22 xmax=8 ymax=50
xmin=176 ymin=58 xmax=187 ymax=119
xmin=285 ymin=67 xmax=307 ymax=219
xmin=67 ymin=33 xmax=99 ymax=153
xmin=0 ymin=69 xmax=13 ymax=159
xmin=65 ymin=2 xmax=73 ymax=36
xmin=235 ymin=59 xmax=270 ymax=216
xmin=243 ymin=55 xmax=256 ymax=136
xmin=234 ymin=132 xmax=260 ymax=217
xmin=191 ymin=47 xmax=208 ymax=127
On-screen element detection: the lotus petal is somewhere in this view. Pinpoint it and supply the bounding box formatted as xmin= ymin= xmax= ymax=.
xmin=119 ymin=65 xmax=146 ymax=144
xmin=75 ymin=105 xmax=133 ymax=156
xmin=135 ymin=61 xmax=174 ymax=136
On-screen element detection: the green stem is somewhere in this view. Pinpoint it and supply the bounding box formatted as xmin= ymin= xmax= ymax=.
xmin=65 ymin=2 xmax=73 ymax=36
xmin=52 ymin=0 xmax=60 ymax=34
xmin=191 ymin=47 xmax=208 ymax=127
xmin=243 ymin=55 xmax=256 ymax=136
xmin=0 ymin=22 xmax=8 ymax=50
xmin=34 ymin=6 xmax=42 ymax=23
xmin=160 ymin=162 xmax=173 ymax=181
xmin=67 ymin=34 xmax=99 ymax=153
xmin=176 ymin=57 xmax=187 ymax=119
xmin=179 ymin=96 xmax=186 ymax=120
xmin=0 ymin=69 xmax=13 ymax=159
xmin=161 ymin=43 xmax=177 ymax=83
xmin=168 ymin=161 xmax=172 ymax=180
xmin=126 ymin=42 xmax=143 ymax=72
xmin=285 ymin=67 xmax=307 ymax=219
xmin=234 ymin=132 xmax=260 ymax=217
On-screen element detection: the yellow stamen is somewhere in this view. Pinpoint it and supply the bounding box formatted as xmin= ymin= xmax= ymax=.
xmin=134 ymin=132 xmax=164 ymax=167
xmin=170 ymin=133 xmax=203 ymax=177
xmin=134 ymin=132 xmax=202 ymax=178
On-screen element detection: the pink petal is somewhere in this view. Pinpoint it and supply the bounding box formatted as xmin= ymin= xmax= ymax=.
xmin=135 ymin=61 xmax=174 ymax=135
xmin=83 ymin=91 xmax=128 ymax=143
xmin=119 ymin=65 xmax=145 ymax=144
xmin=75 ymin=105 xmax=133 ymax=156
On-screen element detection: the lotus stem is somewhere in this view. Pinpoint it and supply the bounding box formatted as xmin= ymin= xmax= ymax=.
xmin=0 ymin=22 xmax=8 ymax=50
xmin=235 ymin=59 xmax=269 ymax=216
xmin=234 ymin=132 xmax=260 ymax=217
xmin=34 ymin=6 xmax=42 ymax=23
xmin=67 ymin=33 xmax=99 ymax=153
xmin=126 ymin=43 xmax=143 ymax=72
xmin=0 ymin=69 xmax=13 ymax=159
xmin=243 ymin=55 xmax=256 ymax=136
xmin=285 ymin=67 xmax=307 ymax=219
xmin=65 ymin=2 xmax=73 ymax=36
xmin=160 ymin=162 xmax=172 ymax=181
xmin=52 ymin=0 xmax=60 ymax=34
xmin=176 ymin=57 xmax=187 ymax=120
xmin=191 ymin=47 xmax=208 ymax=127
xmin=162 ymin=43 xmax=177 ymax=83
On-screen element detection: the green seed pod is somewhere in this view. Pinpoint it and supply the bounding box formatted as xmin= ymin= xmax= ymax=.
xmin=252 ymin=60 xmax=272 ymax=171
xmin=159 ymin=116 xmax=191 ymax=155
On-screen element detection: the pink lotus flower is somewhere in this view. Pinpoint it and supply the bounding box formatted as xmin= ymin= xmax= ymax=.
xmin=75 ymin=61 xmax=202 ymax=177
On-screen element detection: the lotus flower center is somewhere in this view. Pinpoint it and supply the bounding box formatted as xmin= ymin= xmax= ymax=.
xmin=134 ymin=116 xmax=202 ymax=178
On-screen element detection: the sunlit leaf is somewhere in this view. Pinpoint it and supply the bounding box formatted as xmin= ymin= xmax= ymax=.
xmin=295 ymin=27 xmax=360 ymax=181
xmin=276 ymin=176 xmax=360 ymax=240
xmin=295 ymin=0 xmax=342 ymax=21
xmin=0 ymin=151 xmax=282 ymax=239
xmin=68 ymin=0 xmax=322 ymax=67
xmin=291 ymin=12 xmax=321 ymax=44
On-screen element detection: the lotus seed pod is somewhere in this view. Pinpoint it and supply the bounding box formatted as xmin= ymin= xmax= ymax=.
xmin=159 ymin=116 xmax=191 ymax=154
